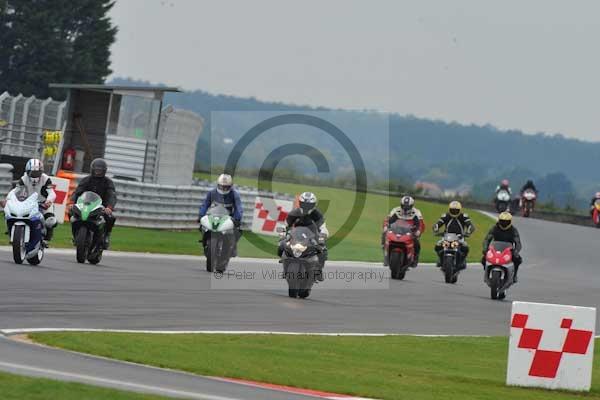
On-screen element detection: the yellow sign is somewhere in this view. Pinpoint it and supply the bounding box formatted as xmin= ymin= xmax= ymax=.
xmin=43 ymin=130 xmax=61 ymax=145
xmin=0 ymin=119 xmax=7 ymax=127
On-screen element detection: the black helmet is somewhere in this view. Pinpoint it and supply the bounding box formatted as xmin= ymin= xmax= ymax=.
xmin=299 ymin=192 xmax=317 ymax=214
xmin=90 ymin=158 xmax=108 ymax=178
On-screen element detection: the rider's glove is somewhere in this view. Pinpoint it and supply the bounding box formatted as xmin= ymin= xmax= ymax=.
xmin=104 ymin=206 xmax=113 ymax=216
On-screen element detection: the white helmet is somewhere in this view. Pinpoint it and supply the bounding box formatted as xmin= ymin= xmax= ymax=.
xmin=400 ymin=195 xmax=415 ymax=212
xmin=25 ymin=158 xmax=44 ymax=186
xmin=217 ymin=174 xmax=233 ymax=195
xmin=299 ymin=192 xmax=317 ymax=214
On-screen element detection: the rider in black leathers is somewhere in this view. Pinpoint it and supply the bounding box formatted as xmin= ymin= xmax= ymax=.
xmin=71 ymin=158 xmax=117 ymax=248
xmin=278 ymin=192 xmax=328 ymax=281
xmin=520 ymin=180 xmax=538 ymax=196
xmin=433 ymin=201 xmax=474 ymax=268
xmin=481 ymin=212 xmax=523 ymax=282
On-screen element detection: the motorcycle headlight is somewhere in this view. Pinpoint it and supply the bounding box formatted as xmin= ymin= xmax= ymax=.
xmin=451 ymin=241 xmax=460 ymax=249
xmin=291 ymin=243 xmax=307 ymax=258
xmin=442 ymin=240 xmax=449 ymax=248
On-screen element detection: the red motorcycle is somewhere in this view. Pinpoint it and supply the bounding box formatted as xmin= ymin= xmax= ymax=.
xmin=520 ymin=189 xmax=537 ymax=217
xmin=384 ymin=220 xmax=417 ymax=280
xmin=484 ymin=241 xmax=516 ymax=300
xmin=592 ymin=200 xmax=600 ymax=228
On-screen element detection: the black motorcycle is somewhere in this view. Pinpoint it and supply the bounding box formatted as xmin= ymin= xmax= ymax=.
xmin=436 ymin=232 xmax=469 ymax=284
xmin=280 ymin=226 xmax=323 ymax=299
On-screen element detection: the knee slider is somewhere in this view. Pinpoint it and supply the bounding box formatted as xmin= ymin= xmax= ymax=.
xmin=45 ymin=216 xmax=58 ymax=229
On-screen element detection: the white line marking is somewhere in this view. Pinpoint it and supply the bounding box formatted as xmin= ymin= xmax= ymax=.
xmin=0 ymin=360 xmax=241 ymax=400
xmin=478 ymin=210 xmax=497 ymax=220
xmin=1 ymin=328 xmax=492 ymax=337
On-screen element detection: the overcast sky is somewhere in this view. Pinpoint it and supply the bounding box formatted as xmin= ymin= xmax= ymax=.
xmin=110 ymin=0 xmax=600 ymax=141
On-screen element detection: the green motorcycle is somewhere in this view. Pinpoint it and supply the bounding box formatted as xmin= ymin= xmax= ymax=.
xmin=70 ymin=191 xmax=106 ymax=265
xmin=200 ymin=204 xmax=235 ymax=272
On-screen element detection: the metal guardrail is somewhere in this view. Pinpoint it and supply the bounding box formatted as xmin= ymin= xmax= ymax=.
xmin=0 ymin=164 xmax=14 ymax=197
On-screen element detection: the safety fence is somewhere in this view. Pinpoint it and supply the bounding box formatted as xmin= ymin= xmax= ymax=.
xmin=0 ymin=164 xmax=13 ymax=198
xmin=0 ymin=92 xmax=66 ymax=159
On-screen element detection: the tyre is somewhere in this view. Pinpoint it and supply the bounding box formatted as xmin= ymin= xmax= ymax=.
xmin=12 ymin=225 xmax=26 ymax=264
xmin=75 ymin=226 xmax=89 ymax=264
xmin=443 ymin=256 xmax=454 ymax=284
xmin=27 ymin=248 xmax=44 ymax=266
xmin=490 ymin=270 xmax=502 ymax=300
xmin=390 ymin=251 xmax=406 ymax=280
xmin=88 ymin=251 xmax=103 ymax=265
xmin=451 ymin=275 xmax=458 ymax=284
xmin=206 ymin=237 xmax=222 ymax=272
xmin=298 ymin=289 xmax=311 ymax=299
xmin=286 ymin=263 xmax=302 ymax=296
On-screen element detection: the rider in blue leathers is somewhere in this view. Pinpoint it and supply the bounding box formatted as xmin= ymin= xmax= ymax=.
xmin=198 ymin=174 xmax=243 ymax=254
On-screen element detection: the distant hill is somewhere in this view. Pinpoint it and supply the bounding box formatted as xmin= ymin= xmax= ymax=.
xmin=113 ymin=78 xmax=599 ymax=208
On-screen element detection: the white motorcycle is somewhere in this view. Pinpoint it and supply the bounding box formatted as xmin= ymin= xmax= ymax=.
xmin=4 ymin=187 xmax=45 ymax=265
xmin=200 ymin=204 xmax=236 ymax=272
xmin=495 ymin=190 xmax=511 ymax=213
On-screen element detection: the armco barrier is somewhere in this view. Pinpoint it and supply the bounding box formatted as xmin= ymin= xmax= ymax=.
xmin=113 ymin=179 xmax=294 ymax=230
xmin=41 ymin=171 xmax=293 ymax=230
xmin=0 ymin=163 xmax=13 ymax=196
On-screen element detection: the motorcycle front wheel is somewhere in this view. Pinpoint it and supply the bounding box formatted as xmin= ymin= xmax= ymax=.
xmin=490 ymin=270 xmax=502 ymax=300
xmin=390 ymin=251 xmax=406 ymax=280
xmin=443 ymin=255 xmax=455 ymax=284
xmin=12 ymin=225 xmax=26 ymax=264
xmin=75 ymin=226 xmax=89 ymax=264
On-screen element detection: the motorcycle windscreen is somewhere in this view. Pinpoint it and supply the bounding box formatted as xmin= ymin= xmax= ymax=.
xmin=78 ymin=191 xmax=102 ymax=206
xmin=389 ymin=220 xmax=413 ymax=235
xmin=443 ymin=233 xmax=461 ymax=242
xmin=289 ymin=226 xmax=316 ymax=246
xmin=207 ymin=204 xmax=230 ymax=216
xmin=497 ymin=191 xmax=510 ymax=201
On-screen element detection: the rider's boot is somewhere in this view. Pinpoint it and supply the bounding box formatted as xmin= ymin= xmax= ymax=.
xmin=103 ymin=233 xmax=111 ymax=249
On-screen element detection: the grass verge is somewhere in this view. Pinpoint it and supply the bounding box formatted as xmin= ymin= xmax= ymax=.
xmin=0 ymin=370 xmax=171 ymax=400
xmin=30 ymin=332 xmax=600 ymax=400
